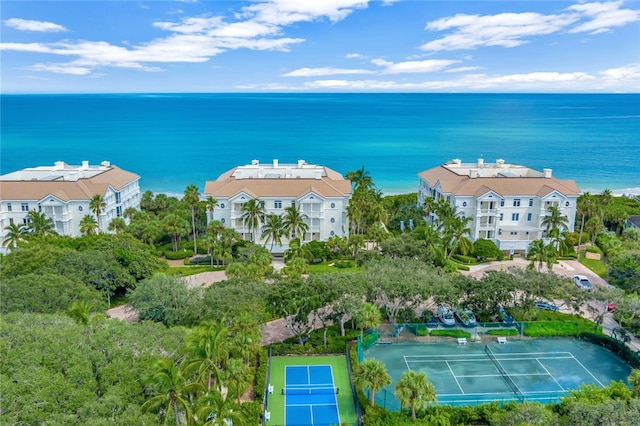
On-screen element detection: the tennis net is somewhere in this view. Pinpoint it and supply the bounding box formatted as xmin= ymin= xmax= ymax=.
xmin=282 ymin=387 xmax=339 ymax=395
xmin=485 ymin=345 xmax=523 ymax=402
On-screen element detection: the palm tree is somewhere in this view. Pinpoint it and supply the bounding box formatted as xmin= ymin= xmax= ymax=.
xmin=123 ymin=206 xmax=140 ymax=221
xmin=240 ymin=199 xmax=265 ymax=243
xmin=194 ymin=391 xmax=247 ymax=426
xmin=444 ymin=214 xmax=474 ymax=259
xmin=163 ymin=213 xmax=190 ymax=252
xmin=224 ymin=358 xmax=252 ymax=403
xmin=346 ymin=165 xmax=375 ymax=190
xmin=599 ymin=189 xmax=614 ymax=222
xmin=283 ymin=204 xmax=309 ymax=241
xmin=356 ymin=302 xmax=381 ymax=337
xmin=422 ymin=196 xmax=436 ymax=225
xmin=261 ymin=214 xmax=286 ymax=251
xmin=576 ymin=192 xmax=595 ymax=258
xmin=541 ymin=206 xmax=569 ymax=245
xmin=183 ymin=321 xmax=230 ymax=394
xmin=527 ymin=239 xmax=557 ymax=272
xmin=89 ymin=194 xmax=106 ymax=232
xmin=2 ymin=223 xmax=27 ymax=248
xmin=394 ymin=370 xmax=437 ymax=420
xmin=142 ymin=357 xmax=201 ymax=426
xmin=79 ymin=214 xmax=99 ymax=235
xmin=67 ymin=300 xmax=93 ymax=325
xmin=107 ymin=217 xmax=127 ymax=234
xmin=182 ymin=184 xmax=201 ymax=253
xmin=205 ymin=196 xmax=219 ymax=222
xmin=284 ymin=237 xmax=313 ymax=263
xmin=354 ymin=358 xmax=391 ymax=407
xmin=25 ymin=210 xmax=55 ymax=237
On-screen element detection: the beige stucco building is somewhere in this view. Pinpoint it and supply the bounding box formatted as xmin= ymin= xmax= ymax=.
xmin=204 ymin=159 xmax=351 ymax=252
xmin=0 ymin=161 xmax=141 ymax=240
xmin=418 ymin=158 xmax=581 ymax=253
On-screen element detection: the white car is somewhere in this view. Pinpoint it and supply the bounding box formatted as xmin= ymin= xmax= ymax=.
xmin=573 ymin=275 xmax=592 ymax=291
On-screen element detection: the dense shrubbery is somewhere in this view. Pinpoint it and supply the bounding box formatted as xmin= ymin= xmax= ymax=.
xmin=429 ymin=329 xmax=472 ymax=338
xmin=523 ymin=321 xmax=599 ymax=337
xmin=163 ymin=249 xmax=194 ymax=260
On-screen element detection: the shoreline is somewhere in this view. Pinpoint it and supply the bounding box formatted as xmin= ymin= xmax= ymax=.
xmin=148 ymin=186 xmax=640 ymax=199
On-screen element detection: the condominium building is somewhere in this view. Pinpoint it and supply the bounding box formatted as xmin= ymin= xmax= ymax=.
xmin=418 ymin=158 xmax=580 ymax=253
xmin=0 ymin=161 xmax=141 ymax=239
xmin=204 ymin=159 xmax=351 ymax=252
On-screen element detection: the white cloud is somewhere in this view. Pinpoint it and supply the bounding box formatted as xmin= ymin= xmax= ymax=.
xmin=421 ymin=1 xmax=640 ymax=51
xmin=372 ymin=58 xmax=460 ymax=73
xmin=421 ymin=12 xmax=576 ymax=51
xmin=599 ymin=62 xmax=640 ymax=80
xmin=282 ymin=66 xmax=375 ymax=77
xmin=445 ymin=66 xmax=483 ymax=73
xmin=567 ymin=1 xmax=640 ymax=34
xmin=4 ymin=18 xmax=67 ymax=32
xmin=346 ymin=53 xmax=364 ymax=58
xmin=0 ymin=0 xmax=370 ymax=75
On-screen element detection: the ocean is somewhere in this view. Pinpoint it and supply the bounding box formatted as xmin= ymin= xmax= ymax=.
xmin=1 ymin=93 xmax=638 ymax=196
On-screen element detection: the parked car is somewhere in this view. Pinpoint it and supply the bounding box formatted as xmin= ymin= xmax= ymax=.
xmin=573 ymin=275 xmax=592 ymax=291
xmin=453 ymin=307 xmax=477 ymax=328
xmin=436 ymin=304 xmax=456 ymax=327
xmin=535 ymin=301 xmax=559 ymax=311
xmin=497 ymin=306 xmax=515 ymax=326
xmin=425 ymin=312 xmax=440 ymax=327
xmin=607 ymin=302 xmax=616 ymax=312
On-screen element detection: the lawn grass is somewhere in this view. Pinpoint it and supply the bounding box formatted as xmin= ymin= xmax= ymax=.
xmin=522 ymin=320 xmax=600 ymax=337
xmin=579 ymin=255 xmax=608 ymax=278
xmin=164 ymin=266 xmax=219 ymax=277
xmin=307 ymin=262 xmax=363 ymax=274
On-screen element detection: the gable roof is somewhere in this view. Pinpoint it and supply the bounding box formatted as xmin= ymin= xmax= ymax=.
xmin=0 ymin=166 xmax=139 ymax=202
xmin=418 ymin=166 xmax=580 ymax=197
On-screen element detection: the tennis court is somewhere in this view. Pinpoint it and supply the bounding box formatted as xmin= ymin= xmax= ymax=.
xmin=364 ymin=338 xmax=632 ymax=408
xmin=266 ymin=355 xmax=358 ymax=426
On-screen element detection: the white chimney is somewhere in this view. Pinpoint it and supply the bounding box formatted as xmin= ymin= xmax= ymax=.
xmin=251 ymin=159 xmax=259 ymax=166
xmin=53 ymin=161 xmax=65 ymax=171
xmin=101 ymin=160 xmax=110 ymax=168
xmin=543 ymin=168 xmax=552 ymax=178
xmin=496 ymin=159 xmax=505 ymax=168
xmin=81 ymin=161 xmax=89 ymax=170
xmin=478 ymin=158 xmax=484 ymax=168
xmin=273 ymin=159 xmax=279 ymax=168
xmin=297 ymin=159 xmax=305 ymax=168
xmin=470 ymin=169 xmax=478 ymax=179
xmin=452 ymin=158 xmax=462 ymax=166
xmin=314 ymin=169 xmax=322 ymax=180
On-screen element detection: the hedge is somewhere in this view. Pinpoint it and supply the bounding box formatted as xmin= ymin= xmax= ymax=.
xmin=430 ymin=329 xmax=472 ymax=338
xmin=523 ymin=321 xmax=599 ymax=337
xmin=485 ymin=329 xmax=519 ymax=336
xmin=580 ymin=332 xmax=640 ymax=368
xmin=163 ymin=249 xmax=194 ymax=260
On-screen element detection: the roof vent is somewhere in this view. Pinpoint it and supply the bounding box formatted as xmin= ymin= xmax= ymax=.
xmin=101 ymin=160 xmax=111 ymax=167
xmin=543 ymin=168 xmax=552 ymax=178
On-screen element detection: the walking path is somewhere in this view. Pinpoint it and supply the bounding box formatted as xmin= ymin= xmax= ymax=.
xmin=107 ymin=257 xmax=640 ymax=353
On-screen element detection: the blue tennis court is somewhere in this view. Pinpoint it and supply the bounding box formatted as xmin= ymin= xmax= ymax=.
xmin=283 ymin=365 xmax=340 ymax=426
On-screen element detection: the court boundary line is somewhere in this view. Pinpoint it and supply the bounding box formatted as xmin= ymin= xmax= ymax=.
xmin=569 ymin=353 xmax=605 ymax=388
xmin=406 ymin=355 xmax=574 ymax=363
xmin=535 ymin=358 xmax=565 ymax=392
xmin=445 ymin=361 xmax=465 ymax=394
xmin=283 ymin=364 xmax=341 ymax=426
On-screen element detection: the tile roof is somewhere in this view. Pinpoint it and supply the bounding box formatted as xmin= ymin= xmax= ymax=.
xmin=204 ymin=166 xmax=351 ymax=198
xmin=418 ymin=165 xmax=580 ymax=197
xmin=0 ymin=166 xmax=139 ymax=201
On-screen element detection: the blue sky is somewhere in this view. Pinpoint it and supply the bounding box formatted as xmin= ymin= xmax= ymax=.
xmin=1 ymin=0 xmax=639 ymax=93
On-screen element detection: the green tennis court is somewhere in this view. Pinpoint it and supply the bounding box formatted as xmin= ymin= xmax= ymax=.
xmin=363 ymin=338 xmax=632 ymax=408
xmin=266 ymin=355 xmax=358 ymax=425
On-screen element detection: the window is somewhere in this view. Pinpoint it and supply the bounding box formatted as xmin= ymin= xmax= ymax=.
xmin=116 ymin=206 xmax=122 ymax=217
xmin=499 ymin=213 xmax=504 ymax=221
xmin=500 ymin=200 xmax=505 ymax=207
xmin=9 ymin=218 xmax=14 ymax=225
xmin=274 ymin=200 xmax=282 ymax=209
xmin=259 ymin=201 xmax=265 ymax=208
xmin=527 ymin=213 xmax=532 ymax=221
xmin=462 ymin=201 xmax=467 ymax=207
xmin=330 ymin=231 xmax=335 ymax=236
xmin=565 ymin=201 xmax=570 ymax=207
xmin=221 ymin=218 xmax=225 ymax=223
xmin=7 ymin=203 xmax=12 ymax=212
xmin=529 ymin=199 xmax=533 ymax=207
xmin=510 ymin=231 xmax=518 ymax=236
xmin=488 ymin=216 xmax=493 ymax=224
xmin=220 ymin=203 xmax=225 ymax=209
xmin=291 ymin=200 xmax=296 ymax=207
xmin=498 ymin=229 xmax=503 ymax=235
xmin=23 ymin=218 xmax=28 ymax=224
xmin=115 ymin=192 xmax=121 ymax=204
xmin=78 ymin=206 xmax=83 ymax=212
xmin=513 ymin=199 xmax=521 ymax=207
xmin=512 ymin=213 xmax=519 ymax=221
xmin=330 ymin=202 xmax=335 ymax=208
xmin=21 ymin=203 xmax=29 ymax=211
xmin=330 ymin=218 xmax=335 ymax=223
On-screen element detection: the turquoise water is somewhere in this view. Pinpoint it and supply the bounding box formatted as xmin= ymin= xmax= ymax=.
xmin=1 ymin=93 xmax=638 ymax=195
